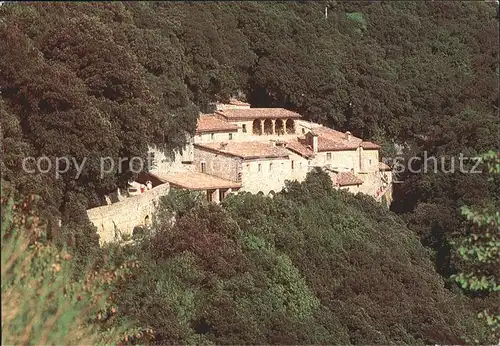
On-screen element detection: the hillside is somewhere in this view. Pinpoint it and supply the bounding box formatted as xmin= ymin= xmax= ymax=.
xmin=2 ymin=171 xmax=489 ymax=344
xmin=1 ymin=2 xmax=497 ymax=225
xmin=57 ymin=171 xmax=492 ymax=344
xmin=0 ymin=2 xmax=498 ymax=344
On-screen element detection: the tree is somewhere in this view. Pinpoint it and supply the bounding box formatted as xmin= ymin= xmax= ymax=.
xmin=0 ymin=189 xmax=132 ymax=345
xmin=452 ymin=151 xmax=500 ymax=344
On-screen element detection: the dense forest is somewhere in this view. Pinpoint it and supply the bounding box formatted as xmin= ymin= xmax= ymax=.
xmin=1 ymin=1 xmax=499 ymax=345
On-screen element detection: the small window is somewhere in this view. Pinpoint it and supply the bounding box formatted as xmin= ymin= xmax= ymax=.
xmin=242 ymin=124 xmax=247 ymax=133
xmin=201 ymin=162 xmax=206 ymax=173
xmin=302 ymin=128 xmax=305 ymax=134
xmin=258 ymin=163 xmax=262 ymax=172
xmin=148 ymin=151 xmax=155 ymax=168
xmin=229 ymin=133 xmax=233 ymax=140
xmin=369 ymin=159 xmax=372 ymax=165
xmin=291 ymin=161 xmax=295 ymax=170
xmin=210 ymin=133 xmax=215 ymax=140
xmin=327 ymin=152 xmax=332 ymax=161
xmin=269 ymin=162 xmax=273 ymax=171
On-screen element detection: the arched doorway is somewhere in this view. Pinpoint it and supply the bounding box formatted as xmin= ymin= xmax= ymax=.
xmin=275 ymin=119 xmax=285 ymax=135
xmin=252 ymin=119 xmax=262 ymax=135
xmin=263 ymin=119 xmax=273 ymax=135
xmin=285 ymin=119 xmax=295 ymax=134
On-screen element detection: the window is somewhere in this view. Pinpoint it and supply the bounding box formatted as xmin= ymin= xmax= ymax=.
xmin=210 ymin=133 xmax=214 ymax=140
xmin=302 ymin=128 xmax=305 ymax=134
xmin=242 ymin=124 xmax=247 ymax=133
xmin=201 ymin=162 xmax=206 ymax=173
xmin=148 ymin=151 xmax=155 ymax=169
xmin=291 ymin=161 xmax=295 ymax=170
xmin=229 ymin=133 xmax=233 ymax=140
xmin=269 ymin=162 xmax=273 ymax=171
xmin=327 ymin=152 xmax=332 ymax=161
xmin=369 ymin=159 xmax=372 ymax=165
xmin=258 ymin=163 xmax=262 ymax=172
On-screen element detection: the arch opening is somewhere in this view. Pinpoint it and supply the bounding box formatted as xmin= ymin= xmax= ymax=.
xmin=275 ymin=119 xmax=285 ymax=135
xmin=263 ymin=119 xmax=273 ymax=135
xmin=252 ymin=119 xmax=262 ymax=135
xmin=285 ymin=119 xmax=295 ymax=134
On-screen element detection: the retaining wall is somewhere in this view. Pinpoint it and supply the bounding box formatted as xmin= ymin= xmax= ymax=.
xmin=86 ymin=183 xmax=170 ymax=245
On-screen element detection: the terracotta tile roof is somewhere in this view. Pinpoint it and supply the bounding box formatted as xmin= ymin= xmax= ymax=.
xmin=361 ymin=141 xmax=381 ymax=149
xmin=152 ymin=171 xmax=241 ymax=190
xmin=229 ymin=98 xmax=250 ymax=106
xmin=313 ymin=127 xmax=362 ymax=151
xmin=216 ymin=108 xmax=302 ymax=120
xmin=379 ymin=162 xmax=391 ymax=171
xmin=284 ymin=139 xmax=315 ymax=158
xmin=334 ymin=172 xmax=364 ymax=186
xmin=195 ymin=141 xmax=290 ymax=160
xmin=196 ymin=114 xmax=239 ymax=133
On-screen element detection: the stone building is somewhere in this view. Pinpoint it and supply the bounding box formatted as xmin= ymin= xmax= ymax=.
xmin=88 ymin=99 xmax=393 ymax=244
xmin=147 ymin=99 xmax=393 ymax=203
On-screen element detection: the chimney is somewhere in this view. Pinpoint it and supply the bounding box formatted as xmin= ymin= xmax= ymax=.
xmin=309 ymin=131 xmax=318 ymax=153
xmin=345 ymin=131 xmax=352 ymax=141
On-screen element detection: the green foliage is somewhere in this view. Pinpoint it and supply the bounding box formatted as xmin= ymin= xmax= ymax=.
xmin=1 ymin=192 xmax=128 ymax=345
xmin=0 ymin=2 xmax=498 ymax=344
xmin=1 ymin=3 xmax=498 ymax=275
xmin=451 ymin=152 xmax=500 ymax=343
xmin=345 ymin=12 xmax=367 ymax=31
xmin=98 ymin=170 xmax=488 ymax=344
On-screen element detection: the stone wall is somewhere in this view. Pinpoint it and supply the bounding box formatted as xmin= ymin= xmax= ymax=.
xmin=360 ymin=149 xmax=380 ymax=172
xmin=311 ymin=149 xmax=359 ymax=173
xmin=357 ymin=171 xmax=382 ymax=195
xmin=240 ymin=154 xmax=308 ymax=194
xmin=193 ymin=147 xmax=242 ymax=181
xmin=149 ymin=146 xmax=195 ymax=175
xmin=196 ymin=131 xmax=239 ymax=143
xmin=86 ymin=183 xmax=170 ymax=245
xmin=285 ymin=151 xmax=309 ymax=183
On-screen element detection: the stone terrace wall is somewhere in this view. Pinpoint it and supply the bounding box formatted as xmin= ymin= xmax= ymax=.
xmin=86 ymin=183 xmax=170 ymax=245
